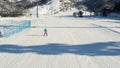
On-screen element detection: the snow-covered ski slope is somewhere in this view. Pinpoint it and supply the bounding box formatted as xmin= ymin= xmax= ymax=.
xmin=28 ymin=0 xmax=60 ymax=16
xmin=0 ymin=0 xmax=120 ymax=67
xmin=0 ymin=11 xmax=120 ymax=68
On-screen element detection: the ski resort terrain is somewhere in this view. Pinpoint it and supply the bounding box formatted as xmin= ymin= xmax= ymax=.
xmin=0 ymin=11 xmax=120 ymax=68
xmin=0 ymin=0 xmax=120 ymax=68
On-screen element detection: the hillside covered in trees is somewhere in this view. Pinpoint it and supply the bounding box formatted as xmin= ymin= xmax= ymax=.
xmin=0 ymin=0 xmax=120 ymax=17
xmin=0 ymin=0 xmax=51 ymax=17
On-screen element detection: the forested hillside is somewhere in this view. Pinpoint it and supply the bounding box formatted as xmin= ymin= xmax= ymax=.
xmin=0 ymin=0 xmax=120 ymax=17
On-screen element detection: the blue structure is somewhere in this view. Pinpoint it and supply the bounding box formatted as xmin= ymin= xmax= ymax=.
xmin=3 ymin=20 xmax=31 ymax=37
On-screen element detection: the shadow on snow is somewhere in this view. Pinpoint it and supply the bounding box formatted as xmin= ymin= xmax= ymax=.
xmin=0 ymin=41 xmax=120 ymax=56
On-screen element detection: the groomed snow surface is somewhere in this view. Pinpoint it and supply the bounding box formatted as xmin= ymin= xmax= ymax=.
xmin=0 ymin=11 xmax=120 ymax=68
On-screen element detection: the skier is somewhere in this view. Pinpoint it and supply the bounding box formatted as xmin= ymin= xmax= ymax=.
xmin=43 ymin=28 xmax=48 ymax=36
